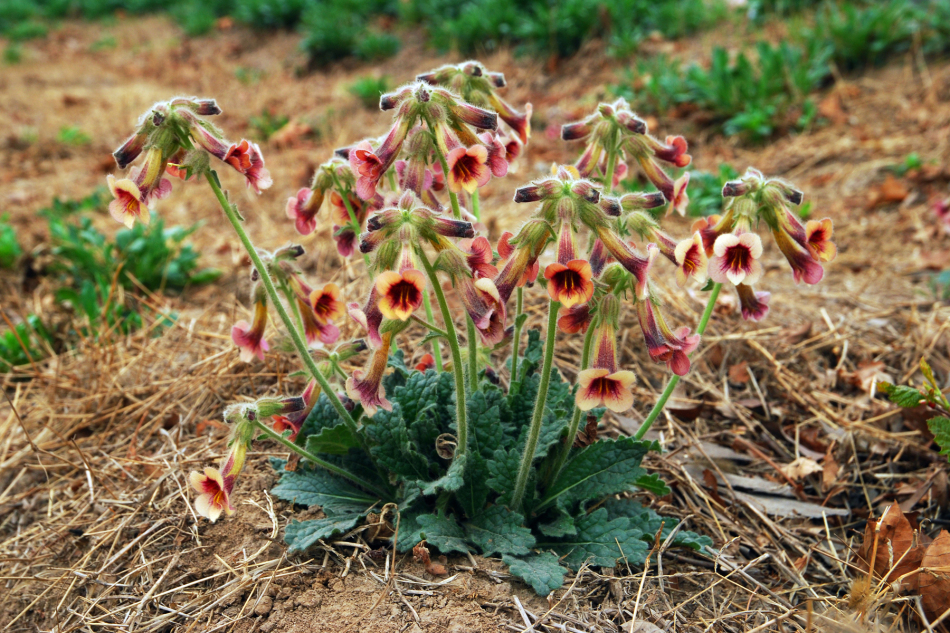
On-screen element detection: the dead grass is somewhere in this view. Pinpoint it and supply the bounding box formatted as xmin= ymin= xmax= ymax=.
xmin=1 ymin=12 xmax=950 ymax=633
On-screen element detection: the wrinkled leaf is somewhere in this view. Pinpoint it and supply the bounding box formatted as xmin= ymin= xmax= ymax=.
xmin=503 ymin=552 xmax=567 ymax=596
xmin=605 ymin=498 xmax=712 ymax=551
xmin=363 ymin=404 xmax=432 ymax=481
xmin=539 ymin=508 xmax=650 ymax=569
xmin=420 ymin=454 xmax=466 ymax=496
xmin=928 ymin=417 xmax=950 ymax=457
xmin=285 ymin=510 xmax=364 ymax=551
xmin=465 ymin=506 xmax=535 ymax=556
xmin=417 ymin=514 xmax=470 ymax=554
xmin=271 ymin=465 xmax=379 ymax=514
xmin=304 ymin=423 xmax=360 ymax=455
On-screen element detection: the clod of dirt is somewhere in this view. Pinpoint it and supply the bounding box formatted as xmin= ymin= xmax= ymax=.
xmin=855 ymin=502 xmax=926 ymax=591
xmin=919 ymin=530 xmax=950 ymax=622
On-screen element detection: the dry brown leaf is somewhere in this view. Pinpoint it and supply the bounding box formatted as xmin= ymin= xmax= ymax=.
xmin=702 ymin=468 xmax=727 ymax=508
xmin=666 ymin=382 xmax=704 ymax=421
xmin=920 ymin=530 xmax=950 ymax=622
xmin=781 ymin=321 xmax=813 ymax=345
xmin=780 ymin=457 xmax=822 ymax=481
xmin=867 ymin=174 xmax=909 ymax=208
xmin=818 ymin=93 xmax=847 ymax=125
xmin=728 ymin=361 xmax=751 ymax=384
xmin=838 ymin=361 xmax=892 ymax=394
xmin=822 ymin=447 xmax=839 ymax=491
xmin=412 ymin=541 xmax=448 ymax=576
xmin=855 ymin=502 xmax=926 ymax=591
xmin=270 ymin=120 xmax=313 ymax=149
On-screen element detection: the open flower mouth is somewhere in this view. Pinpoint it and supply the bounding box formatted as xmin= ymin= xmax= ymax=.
xmin=377 ymin=270 xmax=425 ymax=321
xmin=710 ymin=233 xmax=763 ymax=286
xmin=447 ymin=146 xmax=489 ymax=193
xmin=576 ymin=369 xmax=636 ymax=413
xmin=310 ymin=284 xmax=344 ymax=324
xmin=544 ymin=260 xmax=593 ymax=308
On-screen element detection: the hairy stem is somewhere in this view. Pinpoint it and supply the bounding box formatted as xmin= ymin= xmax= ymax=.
xmin=330 ymin=173 xmax=373 ymax=273
xmin=471 ymin=189 xmax=481 ymax=222
xmin=417 ymin=248 xmax=468 ymax=458
xmin=549 ymin=320 xmax=595 ymax=481
xmin=206 ymin=170 xmax=365 ymax=448
xmin=278 ymin=278 xmax=306 ymax=336
xmin=422 ymin=291 xmax=444 ymax=371
xmin=466 ymin=316 xmax=478 ymax=394
xmin=410 ymin=314 xmax=448 ymax=339
xmin=634 ymin=282 xmax=722 ymax=440
xmin=510 ymin=299 xmax=560 ymax=511
xmin=509 ymin=286 xmax=524 ymax=392
xmin=250 ymin=420 xmax=388 ymax=499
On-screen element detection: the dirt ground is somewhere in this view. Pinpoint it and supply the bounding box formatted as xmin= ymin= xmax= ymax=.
xmin=2 ymin=12 xmax=950 ymax=633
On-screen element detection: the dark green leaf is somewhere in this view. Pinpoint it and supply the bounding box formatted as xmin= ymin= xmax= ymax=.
xmin=537 ymin=508 xmax=576 ymax=537
xmin=421 ymin=454 xmax=467 ymax=496
xmin=634 ymin=473 xmax=672 ymax=497
xmin=383 ymin=349 xmax=410 ymax=393
xmin=539 ymin=437 xmax=655 ymax=511
xmin=464 ymin=506 xmax=534 ymax=556
xmin=503 ymin=553 xmax=568 ymax=596
xmin=538 ymin=508 xmax=650 ymax=569
xmin=395 ymin=506 xmax=427 ymax=552
xmin=457 ymin=452 xmax=490 ymax=517
xmin=467 ymin=386 xmax=510 ymax=458
xmin=417 ymin=514 xmax=470 ymax=554
xmin=363 ymin=404 xmax=432 ymax=481
xmin=879 ymin=383 xmax=924 ymax=408
xmin=299 ymin=393 xmax=345 ymax=439
xmin=271 ymin=465 xmax=379 ymax=514
xmin=486 ymin=447 xmax=521 ymax=506
xmin=304 ymin=423 xmax=360 ymax=455
xmin=929 ymin=417 xmax=950 ymax=458
xmin=285 ymin=510 xmax=363 ymax=552
xmin=605 ymin=498 xmax=712 ymax=552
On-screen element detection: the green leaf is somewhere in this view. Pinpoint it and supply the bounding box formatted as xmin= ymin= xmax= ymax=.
xmin=521 ymin=329 xmax=544 ymax=377
xmin=464 ymin=506 xmax=535 ymax=556
xmin=392 ymin=369 xmax=455 ymax=429
xmin=486 ymin=447 xmax=521 ymax=505
xmin=271 ymin=465 xmax=379 ymax=514
xmin=503 ymin=552 xmax=567 ymax=596
xmin=363 ymin=404 xmax=432 ymax=481
xmin=305 ymin=423 xmax=360 ymax=455
xmin=539 ymin=437 xmax=654 ymax=511
xmin=537 ymin=508 xmax=576 ymax=537
xmin=421 ymin=454 xmax=467 ymax=496
xmin=634 ymin=473 xmax=672 ymax=497
xmin=285 ymin=510 xmax=364 ymax=551
xmin=417 ymin=514 xmax=470 ymax=554
xmin=383 ymin=349 xmax=410 ymax=393
xmin=605 ymin=498 xmax=712 ymax=552
xmin=538 ymin=508 xmax=650 ymax=570
xmin=457 ymin=452 xmax=490 ymax=517
xmin=467 ymin=386 xmax=511 ymax=458
xmin=299 ymin=393 xmax=345 ymax=439
xmin=395 ymin=507 xmax=427 ymax=552
xmin=880 ymin=384 xmax=924 ymax=408
xmin=928 ymin=417 xmax=950 ymax=458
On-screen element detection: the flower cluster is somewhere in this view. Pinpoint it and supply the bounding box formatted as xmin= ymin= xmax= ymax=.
xmin=108 ymin=97 xmax=272 ymax=228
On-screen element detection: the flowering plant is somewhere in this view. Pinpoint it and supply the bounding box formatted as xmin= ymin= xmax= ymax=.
xmin=107 ymin=64 xmax=836 ymax=595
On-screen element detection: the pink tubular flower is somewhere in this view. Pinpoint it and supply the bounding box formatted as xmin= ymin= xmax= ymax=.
xmin=558 ymin=303 xmax=592 ymax=334
xmin=459 ymin=236 xmax=498 ymax=279
xmin=459 ymin=277 xmax=507 ymax=345
xmin=544 ymin=260 xmax=594 ymax=308
xmin=231 ymin=298 xmax=269 ymax=362
xmin=478 ymin=132 xmax=509 ymax=178
xmin=737 ymin=284 xmax=771 ymax=322
xmin=804 ymin=218 xmax=837 ymax=263
xmin=349 ymin=140 xmax=387 ymax=200
xmin=107 ymin=175 xmax=149 ymax=229
xmin=273 ymin=380 xmax=318 ymax=441
xmin=636 ymin=300 xmax=699 ymax=377
xmin=346 ymin=332 xmax=394 ymax=416
xmin=668 ymin=173 xmax=690 ymax=216
xmin=375 ymin=269 xmax=426 ymax=321
xmin=224 ymin=140 xmax=272 ymax=193
xmin=493 ymin=229 xmax=544 ymax=304
xmin=286 ymin=187 xmax=322 ymax=236
xmin=708 ymin=232 xmax=764 ymax=286
xmin=674 ymin=233 xmax=709 ymax=287
xmin=190 ymin=442 xmax=246 ymax=522
xmin=771 ymin=226 xmax=824 ymax=285
xmin=575 ymin=316 xmax=636 ymax=413
xmin=349 ymin=287 xmax=384 ymax=349
xmin=446 ymin=145 xmax=491 ymax=194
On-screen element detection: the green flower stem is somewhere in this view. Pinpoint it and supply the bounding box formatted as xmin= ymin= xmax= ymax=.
xmin=410 ymin=314 xmax=448 ymax=339
xmin=634 ymin=282 xmax=722 ymax=440
xmin=250 ymin=420 xmax=388 ymax=499
xmin=330 ymin=173 xmax=373 ymax=273
xmin=278 ymin=278 xmax=306 ymax=336
xmin=549 ymin=320 xmax=596 ymax=481
xmin=510 ymin=299 xmax=560 ymax=511
xmin=603 ymin=146 xmax=618 ymax=195
xmin=417 ymin=247 xmax=468 ymax=458
xmin=509 ymin=286 xmax=524 ymax=391
xmin=466 ymin=316 xmax=478 ymax=394
xmin=422 ymin=291 xmax=444 ymax=371
xmin=206 ymin=170 xmax=365 ymax=449
xmin=471 ymin=189 xmax=481 ymax=222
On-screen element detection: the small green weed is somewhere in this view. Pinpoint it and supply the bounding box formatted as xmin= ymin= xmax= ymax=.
xmin=249 ymin=109 xmax=289 ymax=141
xmin=0 ymin=214 xmax=21 ymax=268
xmin=348 ymin=76 xmax=391 ymax=109
xmin=57 ymin=126 xmax=92 ymax=146
xmin=0 ymin=314 xmax=52 ymax=372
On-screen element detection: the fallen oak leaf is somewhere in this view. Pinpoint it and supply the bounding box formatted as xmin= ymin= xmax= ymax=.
xmin=920 ymin=530 xmax=950 ymax=622
xmin=855 ymin=502 xmax=926 ymax=592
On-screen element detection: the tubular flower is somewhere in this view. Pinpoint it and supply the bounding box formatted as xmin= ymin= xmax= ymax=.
xmin=190 ymin=436 xmax=247 ymax=522
xmin=349 ymin=286 xmax=385 ymax=349
xmin=575 ymin=307 xmax=636 ymax=413
xmin=107 ymin=175 xmax=149 ymax=229
xmin=330 ymin=191 xmax=372 ymax=257
xmin=544 ymin=260 xmax=594 ymax=308
xmin=479 ymin=132 xmax=509 ymax=178
xmin=708 ymin=232 xmax=764 ymax=287
xmin=737 ymin=284 xmax=771 ymax=322
xmin=594 ymin=227 xmax=650 ymax=288
xmin=417 ymin=61 xmax=531 ymax=143
xmin=346 ymin=331 xmax=394 ymax=416
xmin=272 ymin=379 xmax=318 ymax=441
xmin=459 ymin=276 xmax=507 ymax=345
xmin=349 ymin=117 xmax=409 ymax=200
xmin=285 ymin=187 xmax=322 ymax=235
xmin=231 ymin=294 xmax=269 ymax=362
xmin=493 ymin=227 xmax=546 ymax=304
xmin=668 ymin=173 xmax=690 ymax=216
xmin=674 ymin=232 xmax=709 ymax=287
xmin=459 ymin=236 xmax=498 ymax=279
xmin=558 ymin=302 xmax=593 ymax=334
xmin=375 ymin=269 xmax=426 ymax=321
xmin=310 ymin=283 xmax=345 ymax=325
xmin=446 ymin=145 xmax=491 ymax=193
xmin=804 ymin=218 xmax=837 ymax=263
xmin=636 ymin=300 xmax=700 ymax=376
xmin=771 ymin=226 xmax=824 ymax=285
xmin=223 ymin=140 xmax=272 ymax=193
